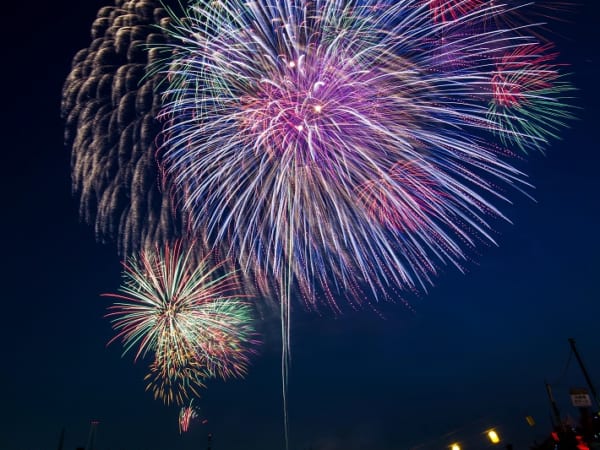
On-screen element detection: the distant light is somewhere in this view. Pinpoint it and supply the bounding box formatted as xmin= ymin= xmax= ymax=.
xmin=314 ymin=104 xmax=323 ymax=113
xmin=526 ymin=415 xmax=536 ymax=427
xmin=487 ymin=430 xmax=501 ymax=444
xmin=289 ymin=61 xmax=296 ymax=68
xmin=451 ymin=443 xmax=461 ymax=450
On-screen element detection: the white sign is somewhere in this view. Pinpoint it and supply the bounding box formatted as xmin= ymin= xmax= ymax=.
xmin=570 ymin=392 xmax=592 ymax=408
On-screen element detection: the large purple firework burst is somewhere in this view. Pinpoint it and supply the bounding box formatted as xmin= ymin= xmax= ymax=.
xmin=156 ymin=0 xmax=573 ymax=442
xmin=158 ymin=0 xmax=573 ymax=312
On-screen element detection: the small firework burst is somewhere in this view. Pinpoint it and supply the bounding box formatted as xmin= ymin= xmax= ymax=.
xmin=487 ymin=43 xmax=575 ymax=152
xmin=179 ymin=399 xmax=199 ymax=434
xmin=105 ymin=240 xmax=259 ymax=405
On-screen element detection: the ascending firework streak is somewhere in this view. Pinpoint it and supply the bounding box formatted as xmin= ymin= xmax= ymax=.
xmin=156 ymin=0 xmax=573 ymax=445
xmin=179 ymin=399 xmax=199 ymax=433
xmin=105 ymin=240 xmax=259 ymax=405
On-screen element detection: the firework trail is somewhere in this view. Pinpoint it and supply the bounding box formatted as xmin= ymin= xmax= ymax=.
xmin=156 ymin=0 xmax=574 ymax=443
xmin=105 ymin=240 xmax=260 ymax=405
xmin=426 ymin=0 xmax=486 ymax=23
xmin=179 ymin=399 xmax=199 ymax=433
xmin=480 ymin=0 xmax=577 ymax=40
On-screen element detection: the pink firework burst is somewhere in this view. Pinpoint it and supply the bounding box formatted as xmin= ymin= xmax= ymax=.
xmin=491 ymin=43 xmax=560 ymax=107
xmin=487 ymin=43 xmax=575 ymax=151
xmin=356 ymin=161 xmax=446 ymax=233
xmin=426 ymin=0 xmax=485 ymax=23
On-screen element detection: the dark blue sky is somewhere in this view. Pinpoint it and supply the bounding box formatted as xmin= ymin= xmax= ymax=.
xmin=2 ymin=1 xmax=599 ymax=449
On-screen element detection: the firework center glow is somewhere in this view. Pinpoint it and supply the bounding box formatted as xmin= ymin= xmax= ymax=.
xmin=238 ymin=50 xmax=364 ymax=163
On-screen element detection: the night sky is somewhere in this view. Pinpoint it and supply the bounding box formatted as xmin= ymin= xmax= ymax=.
xmin=2 ymin=1 xmax=599 ymax=449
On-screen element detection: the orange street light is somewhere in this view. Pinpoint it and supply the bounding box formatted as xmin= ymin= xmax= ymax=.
xmin=487 ymin=429 xmax=501 ymax=444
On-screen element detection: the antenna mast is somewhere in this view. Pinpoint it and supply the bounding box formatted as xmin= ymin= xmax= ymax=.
xmin=85 ymin=420 xmax=99 ymax=450
xmin=568 ymin=338 xmax=600 ymax=409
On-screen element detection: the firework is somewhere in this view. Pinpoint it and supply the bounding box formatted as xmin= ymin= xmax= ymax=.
xmin=355 ymin=160 xmax=447 ymax=234
xmin=158 ymin=0 xmax=573 ymax=307
xmin=487 ymin=43 xmax=575 ymax=152
xmin=156 ymin=1 xmax=573 ymax=441
xmin=105 ymin=240 xmax=259 ymax=405
xmin=481 ymin=0 xmax=577 ymax=42
xmin=61 ymin=0 xmax=184 ymax=254
xmin=179 ymin=399 xmax=199 ymax=433
xmin=425 ymin=0 xmax=485 ymax=23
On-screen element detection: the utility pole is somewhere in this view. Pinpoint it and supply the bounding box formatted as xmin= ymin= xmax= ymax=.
xmin=56 ymin=427 xmax=65 ymax=450
xmin=85 ymin=420 xmax=99 ymax=450
xmin=568 ymin=338 xmax=600 ymax=409
xmin=546 ymin=380 xmax=563 ymax=429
